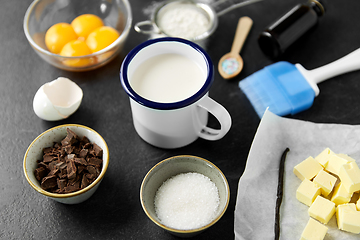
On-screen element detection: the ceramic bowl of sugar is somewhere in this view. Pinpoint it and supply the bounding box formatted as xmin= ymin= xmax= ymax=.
xmin=140 ymin=155 xmax=230 ymax=238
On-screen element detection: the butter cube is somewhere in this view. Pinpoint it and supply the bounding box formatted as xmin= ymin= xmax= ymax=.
xmin=300 ymin=218 xmax=328 ymax=240
xmin=336 ymin=204 xmax=356 ymax=230
xmin=313 ymin=169 xmax=337 ymax=197
xmin=336 ymin=203 xmax=360 ymax=234
xmin=308 ymin=195 xmax=336 ymax=224
xmin=325 ymin=154 xmax=354 ymax=176
xmin=315 ymin=148 xmax=334 ymax=168
xmin=294 ymin=156 xmax=323 ymax=181
xmin=297 ymin=179 xmax=322 ymax=206
xmin=338 ymin=161 xmax=360 ymax=194
xmin=337 ymin=153 xmax=356 ymax=163
xmin=331 ymin=183 xmax=352 ymax=206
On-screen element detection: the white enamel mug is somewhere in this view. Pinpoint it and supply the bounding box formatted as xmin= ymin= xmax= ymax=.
xmin=120 ymin=38 xmax=231 ymax=149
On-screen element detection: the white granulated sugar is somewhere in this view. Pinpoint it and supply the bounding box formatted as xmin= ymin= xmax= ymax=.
xmin=154 ymin=172 xmax=220 ymax=230
xmin=157 ymin=5 xmax=211 ymax=39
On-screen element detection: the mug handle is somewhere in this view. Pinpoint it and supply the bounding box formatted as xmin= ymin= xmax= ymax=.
xmin=196 ymin=96 xmax=232 ymax=140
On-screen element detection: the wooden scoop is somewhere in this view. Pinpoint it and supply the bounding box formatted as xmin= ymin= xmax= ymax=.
xmin=218 ymin=16 xmax=253 ymax=79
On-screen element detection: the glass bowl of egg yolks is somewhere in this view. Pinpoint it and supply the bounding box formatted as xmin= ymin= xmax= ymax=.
xmin=23 ymin=0 xmax=132 ymax=72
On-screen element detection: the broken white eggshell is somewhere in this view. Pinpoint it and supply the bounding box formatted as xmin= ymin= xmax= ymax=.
xmin=33 ymin=77 xmax=83 ymax=121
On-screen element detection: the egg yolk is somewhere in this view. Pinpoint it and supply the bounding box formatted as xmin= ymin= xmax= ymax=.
xmin=71 ymin=14 xmax=104 ymax=41
xmin=45 ymin=23 xmax=78 ymax=54
xmin=86 ymin=26 xmax=120 ymax=53
xmin=60 ymin=39 xmax=93 ymax=67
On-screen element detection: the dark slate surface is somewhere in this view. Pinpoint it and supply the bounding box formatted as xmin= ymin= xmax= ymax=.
xmin=1 ymin=0 xmax=360 ymax=239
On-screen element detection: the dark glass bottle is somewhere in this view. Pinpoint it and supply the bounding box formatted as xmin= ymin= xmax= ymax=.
xmin=258 ymin=0 xmax=325 ymax=59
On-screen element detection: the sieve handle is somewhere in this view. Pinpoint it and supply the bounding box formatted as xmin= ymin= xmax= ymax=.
xmin=134 ymin=20 xmax=161 ymax=35
xmin=213 ymin=0 xmax=263 ymax=17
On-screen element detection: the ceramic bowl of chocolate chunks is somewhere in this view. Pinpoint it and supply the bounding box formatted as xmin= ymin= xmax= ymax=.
xmin=23 ymin=124 xmax=109 ymax=204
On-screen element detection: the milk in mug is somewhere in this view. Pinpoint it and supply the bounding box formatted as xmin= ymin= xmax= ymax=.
xmin=129 ymin=53 xmax=206 ymax=103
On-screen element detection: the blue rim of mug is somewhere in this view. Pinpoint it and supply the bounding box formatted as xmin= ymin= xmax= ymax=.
xmin=120 ymin=37 xmax=214 ymax=110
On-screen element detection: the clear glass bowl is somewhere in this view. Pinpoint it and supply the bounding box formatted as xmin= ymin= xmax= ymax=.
xmin=23 ymin=0 xmax=132 ymax=72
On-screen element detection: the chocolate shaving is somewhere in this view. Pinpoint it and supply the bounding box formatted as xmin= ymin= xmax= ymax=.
xmin=274 ymin=148 xmax=290 ymax=240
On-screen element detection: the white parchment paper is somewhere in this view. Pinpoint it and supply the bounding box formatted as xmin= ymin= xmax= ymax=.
xmin=234 ymin=110 xmax=360 ymax=240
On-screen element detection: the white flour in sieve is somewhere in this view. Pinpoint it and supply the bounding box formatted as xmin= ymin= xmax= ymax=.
xmin=154 ymin=172 xmax=220 ymax=230
xmin=157 ymin=4 xmax=211 ymax=39
xmin=142 ymin=0 xmax=215 ymax=40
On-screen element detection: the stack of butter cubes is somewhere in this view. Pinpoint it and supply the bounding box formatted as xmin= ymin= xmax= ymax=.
xmin=294 ymin=148 xmax=360 ymax=240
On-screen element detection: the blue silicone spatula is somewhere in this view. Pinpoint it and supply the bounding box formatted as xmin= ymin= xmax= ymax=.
xmin=239 ymin=47 xmax=360 ymax=117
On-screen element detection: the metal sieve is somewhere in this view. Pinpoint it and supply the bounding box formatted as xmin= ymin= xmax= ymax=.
xmin=134 ymin=0 xmax=262 ymax=42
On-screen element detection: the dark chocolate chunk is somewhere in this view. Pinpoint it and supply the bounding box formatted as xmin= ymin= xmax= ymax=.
xmin=77 ymin=165 xmax=86 ymax=174
xmin=81 ymin=174 xmax=90 ymax=189
xmin=55 ymin=161 xmax=67 ymax=170
xmin=43 ymin=155 xmax=57 ymax=163
xmin=58 ymin=169 xmax=68 ymax=179
xmin=88 ymin=157 xmax=103 ymax=166
xmin=48 ymin=161 xmax=57 ymax=171
xmin=79 ymin=149 xmax=88 ymax=158
xmin=92 ymin=143 xmax=103 ymax=157
xmin=53 ymin=142 xmax=61 ymax=149
xmin=57 ymin=178 xmax=67 ymax=191
xmin=83 ymin=143 xmax=91 ymax=149
xmin=80 ymin=136 xmax=90 ymax=145
xmin=66 ymin=159 xmax=77 ymax=179
xmin=37 ymin=162 xmax=49 ymax=170
xmin=43 ymin=147 xmax=53 ymax=154
xmin=86 ymin=165 xmax=97 ymax=175
xmin=64 ymin=182 xmax=80 ymax=193
xmin=47 ymin=166 xmax=60 ymax=177
xmin=68 ymin=174 xmax=81 ymax=186
xmin=34 ymin=167 xmax=47 ymax=181
xmin=61 ymin=129 xmax=78 ymax=146
xmin=74 ymin=158 xmax=88 ymax=166
xmin=64 ymin=145 xmax=75 ymax=154
xmin=41 ymin=175 xmax=58 ymax=190
xmin=85 ymin=165 xmax=98 ymax=180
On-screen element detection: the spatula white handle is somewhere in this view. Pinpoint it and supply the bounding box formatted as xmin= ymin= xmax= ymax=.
xmin=296 ymin=47 xmax=360 ymax=96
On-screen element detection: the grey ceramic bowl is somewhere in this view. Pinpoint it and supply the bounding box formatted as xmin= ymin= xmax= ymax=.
xmin=23 ymin=124 xmax=109 ymax=204
xmin=140 ymin=155 xmax=230 ymax=238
